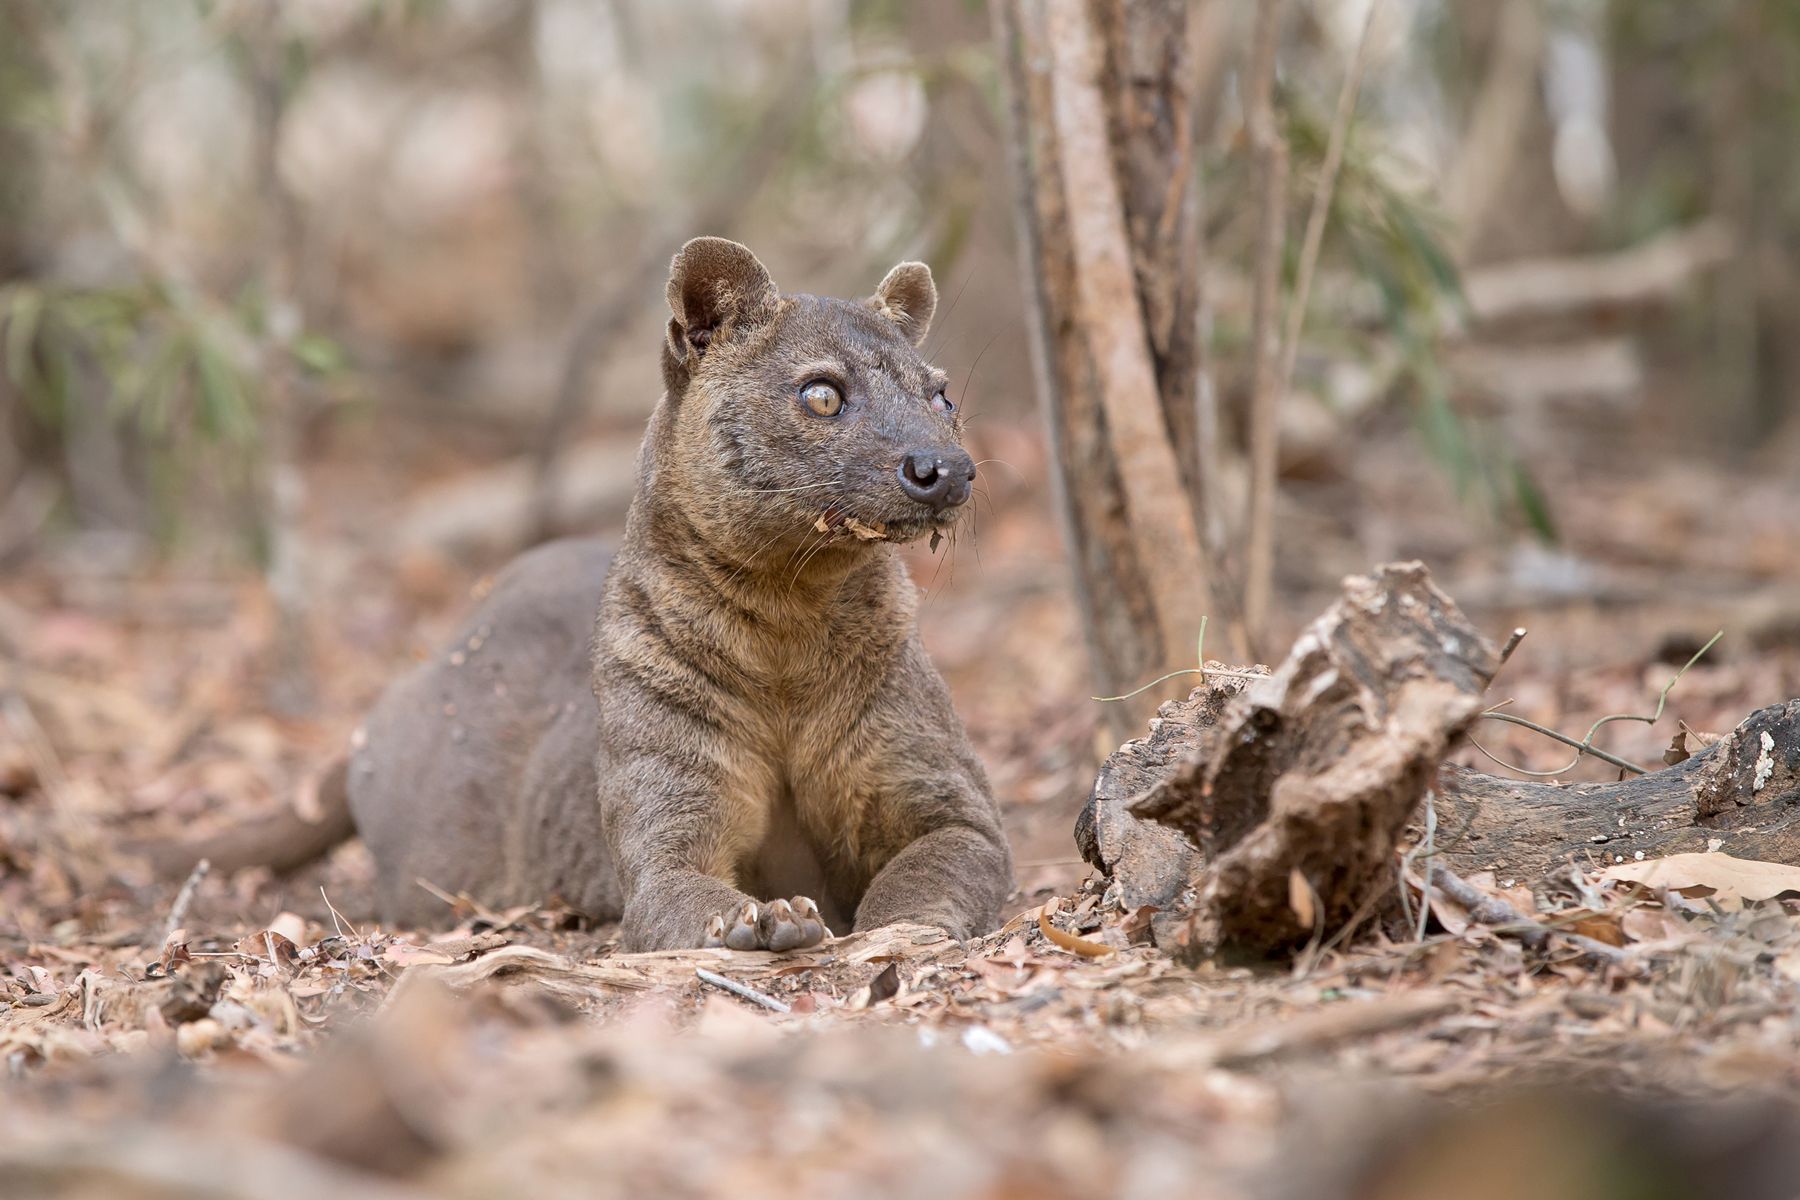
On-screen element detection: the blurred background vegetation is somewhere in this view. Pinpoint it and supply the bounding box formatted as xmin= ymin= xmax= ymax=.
xmin=1 ymin=0 xmax=1795 ymax=671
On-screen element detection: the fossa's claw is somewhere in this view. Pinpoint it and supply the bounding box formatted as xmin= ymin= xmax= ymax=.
xmin=723 ymin=899 xmax=762 ymax=951
xmin=758 ymin=899 xmax=806 ymax=952
xmin=791 ymin=896 xmax=827 ymax=948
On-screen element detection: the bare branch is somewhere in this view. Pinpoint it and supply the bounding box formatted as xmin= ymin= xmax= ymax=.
xmin=159 ymin=858 xmax=210 ymax=949
xmin=1276 ymin=0 xmax=1380 ymax=422
xmin=1241 ymin=0 xmax=1288 ymax=654
xmin=695 ymin=967 xmax=792 ymax=1013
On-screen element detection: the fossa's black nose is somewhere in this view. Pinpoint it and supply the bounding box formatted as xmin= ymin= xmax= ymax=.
xmin=898 ymin=448 xmax=975 ymax=512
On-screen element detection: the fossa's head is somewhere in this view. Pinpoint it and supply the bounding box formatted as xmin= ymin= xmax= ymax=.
xmin=656 ymin=237 xmax=973 ymax=561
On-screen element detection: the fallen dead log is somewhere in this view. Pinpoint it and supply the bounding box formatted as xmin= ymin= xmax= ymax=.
xmin=1078 ymin=562 xmax=1800 ymax=961
xmin=1433 ymin=699 xmax=1800 ymax=882
xmin=1459 ymin=219 xmax=1732 ymax=328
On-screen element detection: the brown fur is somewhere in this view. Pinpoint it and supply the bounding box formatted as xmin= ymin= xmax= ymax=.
xmin=145 ymin=239 xmax=1012 ymax=949
xmin=595 ymin=238 xmax=1010 ymax=950
xmin=347 ymin=537 xmax=619 ymax=926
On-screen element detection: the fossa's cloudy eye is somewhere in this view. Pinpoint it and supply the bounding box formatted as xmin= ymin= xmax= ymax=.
xmin=931 ymin=389 xmax=953 ymax=415
xmin=801 ymin=380 xmax=843 ymax=417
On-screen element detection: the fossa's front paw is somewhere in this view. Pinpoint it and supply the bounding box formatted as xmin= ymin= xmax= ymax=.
xmin=702 ymin=896 xmax=827 ymax=952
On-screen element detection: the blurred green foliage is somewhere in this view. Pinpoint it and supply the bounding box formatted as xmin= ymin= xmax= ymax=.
xmin=0 ymin=0 xmax=353 ymax=551
xmin=1255 ymin=87 xmax=1557 ymax=541
xmin=0 ymin=276 xmax=348 ymax=545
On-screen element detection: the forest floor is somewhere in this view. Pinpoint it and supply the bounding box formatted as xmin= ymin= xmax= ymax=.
xmin=5 ymin=406 xmax=1800 ymax=1198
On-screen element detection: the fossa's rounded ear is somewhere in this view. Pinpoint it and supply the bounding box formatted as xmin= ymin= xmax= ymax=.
xmin=665 ymin=237 xmax=779 ymax=364
xmin=867 ymin=261 xmax=936 ymax=347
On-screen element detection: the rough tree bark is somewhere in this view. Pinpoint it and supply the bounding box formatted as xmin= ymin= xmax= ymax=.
xmin=994 ymin=0 xmax=1221 ymax=737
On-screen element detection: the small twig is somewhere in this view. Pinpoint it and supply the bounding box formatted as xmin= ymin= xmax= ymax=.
xmin=1093 ymin=665 xmax=1265 ymax=703
xmin=1469 ymin=630 xmax=1722 ymax=778
xmin=1426 ymin=862 xmax=1544 ymax=950
xmin=1499 ymin=626 xmax=1528 ymax=665
xmin=319 ymin=885 xmax=360 ymax=942
xmin=1205 ymin=990 xmax=1459 ymax=1069
xmin=0 ymin=1125 xmax=425 ymax=1200
xmin=1413 ymin=798 xmax=1438 ymax=943
xmin=695 ymin=967 xmax=791 ymax=1014
xmin=1649 ymin=630 xmax=1723 ymax=721
xmin=1093 ymin=622 xmax=1268 ymax=702
xmin=1475 ymin=713 xmax=1649 ymax=776
xmin=160 ymin=857 xmax=210 ymax=947
xmin=1427 ymin=863 xmax=1628 ymax=965
xmin=1276 ymin=0 xmax=1380 ymax=414
xmin=1313 ymin=868 xmax=1395 ymax=963
xmin=415 ymin=876 xmax=462 ymax=908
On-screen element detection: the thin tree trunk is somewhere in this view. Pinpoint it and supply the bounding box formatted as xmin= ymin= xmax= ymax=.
xmin=1186 ymin=0 xmax=1234 ymax=606
xmin=1240 ymin=0 xmax=1287 ymax=657
xmin=247 ymin=5 xmax=314 ymax=716
xmin=995 ymin=0 xmax=1222 ymax=738
xmin=1443 ymin=0 xmax=1542 ymax=259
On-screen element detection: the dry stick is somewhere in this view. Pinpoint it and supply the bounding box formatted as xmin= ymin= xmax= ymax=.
xmin=0 ymin=1129 xmax=424 ymax=1200
xmin=160 ymin=857 xmax=210 ymax=947
xmin=1426 ymin=862 xmax=1628 ymax=965
xmin=1460 ymin=220 xmax=1733 ymax=326
xmin=1472 ymin=631 xmax=1718 ymax=778
xmin=695 ymin=967 xmax=791 ymax=1014
xmin=1275 ymin=0 xmax=1380 ymax=428
xmin=1412 ymin=796 xmax=1439 ymax=943
xmin=1249 ymin=0 xmax=1378 ymax=655
xmin=318 ymin=885 xmax=362 ymax=943
xmin=1207 ymin=990 xmax=1458 ymax=1069
xmin=1240 ymin=0 xmax=1287 ymax=656
xmin=1476 ymin=711 xmax=1648 ymax=776
xmin=1042 ymin=0 xmax=1218 ymax=679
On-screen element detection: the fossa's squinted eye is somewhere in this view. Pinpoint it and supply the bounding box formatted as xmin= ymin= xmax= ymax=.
xmin=930 ymin=389 xmax=953 ymax=416
xmin=801 ymin=380 xmax=844 ymax=417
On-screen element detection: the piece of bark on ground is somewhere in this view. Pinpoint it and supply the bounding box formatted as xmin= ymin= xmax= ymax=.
xmin=1074 ymin=670 xmax=1256 ymax=911
xmin=1124 ymin=562 xmax=1501 ymax=960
